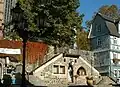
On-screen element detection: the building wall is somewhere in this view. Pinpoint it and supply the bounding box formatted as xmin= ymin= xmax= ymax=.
xmin=109 ymin=35 xmax=120 ymax=80
xmin=33 ymin=54 xmax=68 ymax=87
xmin=0 ymin=0 xmax=4 ymax=39
xmin=110 ymin=36 xmax=120 ymax=51
xmin=0 ymin=0 xmax=4 ymax=25
xmin=33 ymin=53 xmax=100 ymax=87
xmin=90 ymin=14 xmax=120 ymax=81
xmin=4 ymin=0 xmax=16 ymax=24
xmin=91 ymin=35 xmax=110 ymax=51
xmin=90 ymin=15 xmax=110 ymax=51
xmin=94 ymin=51 xmax=110 ymax=68
xmin=90 ymin=15 xmax=109 ymax=38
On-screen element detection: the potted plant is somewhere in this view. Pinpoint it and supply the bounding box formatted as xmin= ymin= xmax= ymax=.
xmin=86 ymin=76 xmax=93 ymax=86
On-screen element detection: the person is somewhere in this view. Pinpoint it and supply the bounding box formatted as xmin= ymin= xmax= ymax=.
xmin=12 ymin=74 xmax=16 ymax=84
xmin=68 ymin=60 xmax=73 ymax=82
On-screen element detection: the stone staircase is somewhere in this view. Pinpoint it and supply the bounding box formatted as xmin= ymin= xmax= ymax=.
xmin=94 ymin=76 xmax=115 ymax=87
xmin=28 ymin=75 xmax=47 ymax=87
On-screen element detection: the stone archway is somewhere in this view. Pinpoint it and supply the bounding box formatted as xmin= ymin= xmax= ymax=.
xmin=77 ymin=67 xmax=86 ymax=76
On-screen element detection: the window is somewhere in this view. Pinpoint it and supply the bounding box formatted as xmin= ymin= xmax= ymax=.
xmin=95 ymin=24 xmax=101 ymax=32
xmin=60 ymin=66 xmax=65 ymax=74
xmin=95 ymin=24 xmax=97 ymax=30
xmin=98 ymin=25 xmax=101 ymax=32
xmin=114 ymin=70 xmax=117 ymax=77
xmin=113 ymin=38 xmax=117 ymax=44
xmin=75 ymin=59 xmax=77 ymax=63
xmin=64 ymin=58 xmax=66 ymax=62
xmin=97 ymin=38 xmax=101 ymax=46
xmin=53 ymin=65 xmax=65 ymax=74
xmin=53 ymin=65 xmax=59 ymax=74
xmin=113 ymin=53 xmax=117 ymax=58
xmin=118 ymin=70 xmax=120 ymax=78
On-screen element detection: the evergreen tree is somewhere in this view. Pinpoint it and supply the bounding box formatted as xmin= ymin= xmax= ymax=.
xmin=5 ymin=0 xmax=83 ymax=48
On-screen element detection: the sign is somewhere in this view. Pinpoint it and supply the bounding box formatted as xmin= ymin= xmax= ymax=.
xmin=0 ymin=48 xmax=21 ymax=54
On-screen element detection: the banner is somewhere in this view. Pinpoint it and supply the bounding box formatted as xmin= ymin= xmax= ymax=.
xmin=0 ymin=48 xmax=21 ymax=54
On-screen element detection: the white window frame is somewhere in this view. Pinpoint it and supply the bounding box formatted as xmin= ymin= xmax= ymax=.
xmin=98 ymin=25 xmax=101 ymax=32
xmin=118 ymin=69 xmax=120 ymax=78
xmin=113 ymin=52 xmax=118 ymax=59
xmin=97 ymin=38 xmax=101 ymax=46
xmin=114 ymin=69 xmax=118 ymax=77
xmin=113 ymin=38 xmax=117 ymax=45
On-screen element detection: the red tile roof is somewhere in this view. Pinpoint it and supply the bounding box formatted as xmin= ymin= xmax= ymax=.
xmin=0 ymin=40 xmax=48 ymax=64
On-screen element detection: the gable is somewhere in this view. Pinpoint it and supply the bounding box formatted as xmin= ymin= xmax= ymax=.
xmin=33 ymin=54 xmax=63 ymax=74
xmin=89 ymin=13 xmax=120 ymax=39
xmin=76 ymin=56 xmax=99 ymax=76
xmin=89 ymin=14 xmax=109 ymax=38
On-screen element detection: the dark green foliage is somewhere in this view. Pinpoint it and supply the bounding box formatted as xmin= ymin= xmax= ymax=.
xmin=5 ymin=0 xmax=83 ymax=47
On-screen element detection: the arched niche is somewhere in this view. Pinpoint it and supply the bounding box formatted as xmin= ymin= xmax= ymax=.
xmin=77 ymin=67 xmax=86 ymax=76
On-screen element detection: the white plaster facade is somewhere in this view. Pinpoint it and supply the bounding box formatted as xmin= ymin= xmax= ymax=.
xmin=110 ymin=36 xmax=120 ymax=64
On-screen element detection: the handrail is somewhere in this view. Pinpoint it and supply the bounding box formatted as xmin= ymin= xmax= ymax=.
xmin=109 ymin=70 xmax=117 ymax=83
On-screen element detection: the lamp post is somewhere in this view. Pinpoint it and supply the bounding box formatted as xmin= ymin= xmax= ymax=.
xmin=11 ymin=1 xmax=51 ymax=87
xmin=11 ymin=2 xmax=28 ymax=87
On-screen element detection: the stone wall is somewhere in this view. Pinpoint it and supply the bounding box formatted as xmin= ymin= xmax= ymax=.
xmin=0 ymin=0 xmax=4 ymax=39
xmin=32 ymin=52 xmax=100 ymax=87
xmin=33 ymin=54 xmax=68 ymax=87
xmin=65 ymin=55 xmax=100 ymax=86
xmin=68 ymin=49 xmax=94 ymax=65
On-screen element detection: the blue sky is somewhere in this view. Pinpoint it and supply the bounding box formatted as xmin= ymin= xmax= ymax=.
xmin=77 ymin=0 xmax=120 ymax=27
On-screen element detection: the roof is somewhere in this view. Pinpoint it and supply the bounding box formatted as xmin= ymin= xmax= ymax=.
xmin=88 ymin=13 xmax=120 ymax=38
xmin=105 ymin=21 xmax=120 ymax=37
xmin=97 ymin=13 xmax=119 ymax=23
xmin=63 ymin=53 xmax=80 ymax=58
xmin=30 ymin=54 xmax=61 ymax=74
xmin=98 ymin=13 xmax=120 ymax=37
